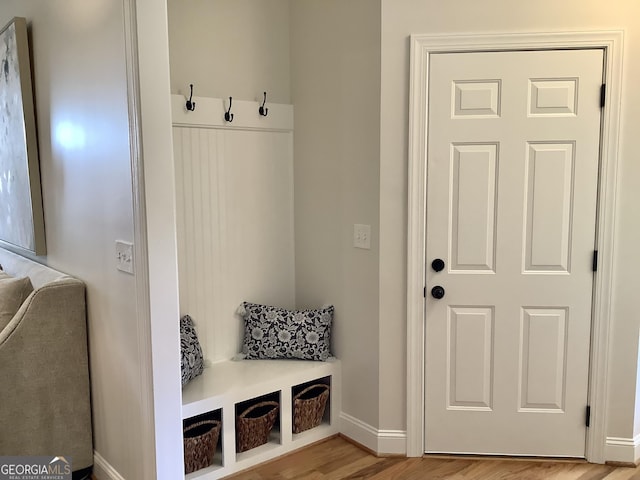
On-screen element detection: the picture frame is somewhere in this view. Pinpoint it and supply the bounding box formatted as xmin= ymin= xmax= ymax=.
xmin=0 ymin=17 xmax=46 ymax=255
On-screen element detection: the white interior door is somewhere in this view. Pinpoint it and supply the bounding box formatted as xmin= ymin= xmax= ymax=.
xmin=424 ymin=49 xmax=604 ymax=457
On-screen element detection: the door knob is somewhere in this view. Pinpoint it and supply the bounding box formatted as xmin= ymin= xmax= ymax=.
xmin=431 ymin=286 xmax=445 ymax=299
xmin=431 ymin=258 xmax=445 ymax=272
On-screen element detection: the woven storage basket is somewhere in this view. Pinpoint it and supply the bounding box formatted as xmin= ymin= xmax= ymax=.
xmin=293 ymin=384 xmax=330 ymax=434
xmin=183 ymin=419 xmax=221 ymax=474
xmin=236 ymin=401 xmax=279 ymax=453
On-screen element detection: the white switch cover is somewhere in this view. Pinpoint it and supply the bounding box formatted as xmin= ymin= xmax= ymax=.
xmin=353 ymin=224 xmax=371 ymax=249
xmin=115 ymin=240 xmax=134 ymax=274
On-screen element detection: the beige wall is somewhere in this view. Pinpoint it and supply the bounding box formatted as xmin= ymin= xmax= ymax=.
xmin=290 ymin=0 xmax=382 ymax=428
xmin=167 ymin=0 xmax=291 ymax=103
xmin=0 ymin=1 xmax=149 ymax=477
xmin=380 ymin=0 xmax=640 ymax=440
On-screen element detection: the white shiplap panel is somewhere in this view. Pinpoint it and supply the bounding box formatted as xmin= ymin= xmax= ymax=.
xmin=173 ymin=123 xmax=295 ymax=362
xmin=211 ymin=132 xmax=228 ymax=363
xmin=174 ymin=128 xmax=214 ymax=361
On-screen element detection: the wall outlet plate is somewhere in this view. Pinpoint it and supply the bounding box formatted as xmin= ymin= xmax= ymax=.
xmin=115 ymin=240 xmax=134 ymax=274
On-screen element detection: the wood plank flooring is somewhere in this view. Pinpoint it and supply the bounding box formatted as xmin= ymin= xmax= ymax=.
xmin=225 ymin=436 xmax=640 ymax=480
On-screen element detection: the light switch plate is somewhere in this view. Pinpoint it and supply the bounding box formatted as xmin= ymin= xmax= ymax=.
xmin=115 ymin=240 xmax=134 ymax=274
xmin=353 ymin=224 xmax=371 ymax=249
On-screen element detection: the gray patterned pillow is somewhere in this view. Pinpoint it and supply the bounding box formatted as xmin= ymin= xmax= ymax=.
xmin=180 ymin=315 xmax=204 ymax=386
xmin=239 ymin=302 xmax=333 ymax=361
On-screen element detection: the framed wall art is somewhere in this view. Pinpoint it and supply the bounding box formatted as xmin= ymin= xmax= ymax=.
xmin=0 ymin=17 xmax=46 ymax=255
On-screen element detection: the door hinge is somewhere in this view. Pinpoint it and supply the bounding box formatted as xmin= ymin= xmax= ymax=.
xmin=600 ymin=84 xmax=606 ymax=108
xmin=423 ymin=286 xmax=426 ymax=298
xmin=592 ymin=250 xmax=598 ymax=272
xmin=586 ymin=405 xmax=591 ymax=427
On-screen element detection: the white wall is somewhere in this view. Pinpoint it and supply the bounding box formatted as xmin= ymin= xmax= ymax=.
xmin=0 ymin=1 xmax=151 ymax=478
xmin=173 ymin=123 xmax=295 ymax=362
xmin=380 ymin=0 xmax=640 ymax=443
xmin=167 ymin=0 xmax=290 ymax=104
xmin=133 ymin=0 xmax=184 ymax=478
xmin=290 ymin=0 xmax=382 ymax=429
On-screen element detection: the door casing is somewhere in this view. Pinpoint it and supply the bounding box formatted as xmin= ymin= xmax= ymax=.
xmin=406 ymin=31 xmax=624 ymax=463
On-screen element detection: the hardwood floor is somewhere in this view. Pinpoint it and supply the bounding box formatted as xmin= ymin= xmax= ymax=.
xmin=226 ymin=436 xmax=640 ymax=480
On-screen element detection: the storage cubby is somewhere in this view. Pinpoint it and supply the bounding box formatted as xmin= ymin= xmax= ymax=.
xmin=292 ymin=376 xmax=331 ymax=438
xmin=183 ymin=409 xmax=223 ymax=476
xmin=234 ymin=391 xmax=281 ymax=458
xmin=182 ymin=359 xmax=341 ymax=479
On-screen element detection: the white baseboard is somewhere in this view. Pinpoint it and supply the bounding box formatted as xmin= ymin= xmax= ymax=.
xmin=93 ymin=451 xmax=126 ymax=480
xmin=605 ymin=435 xmax=640 ymax=464
xmin=96 ymin=428 xmax=636 ymax=475
xmin=339 ymin=412 xmax=406 ymax=455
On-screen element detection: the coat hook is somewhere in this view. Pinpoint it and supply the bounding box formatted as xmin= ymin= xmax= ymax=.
xmin=259 ymin=91 xmax=268 ymax=117
xmin=225 ymin=97 xmax=234 ymax=122
xmin=186 ymin=84 xmax=196 ymax=111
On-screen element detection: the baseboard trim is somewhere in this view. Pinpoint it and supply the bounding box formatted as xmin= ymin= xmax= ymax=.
xmin=339 ymin=412 xmax=406 ymax=456
xmin=93 ymin=451 xmax=126 ymax=480
xmin=605 ymin=435 xmax=640 ymax=465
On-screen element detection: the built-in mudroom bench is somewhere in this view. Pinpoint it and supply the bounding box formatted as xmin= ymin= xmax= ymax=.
xmin=182 ymin=359 xmax=341 ymax=479
xmin=172 ymin=93 xmax=341 ymax=478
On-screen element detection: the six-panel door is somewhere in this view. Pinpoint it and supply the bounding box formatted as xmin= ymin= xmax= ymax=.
xmin=425 ymin=49 xmax=604 ymax=456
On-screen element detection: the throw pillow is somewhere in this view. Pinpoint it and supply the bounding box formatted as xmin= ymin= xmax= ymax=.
xmin=180 ymin=314 xmax=204 ymax=386
xmin=0 ymin=276 xmax=34 ymax=332
xmin=239 ymin=302 xmax=333 ymax=361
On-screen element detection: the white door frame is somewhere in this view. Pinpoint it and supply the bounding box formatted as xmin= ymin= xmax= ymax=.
xmin=407 ymin=31 xmax=623 ymax=463
xmin=122 ymin=0 xmax=185 ymax=478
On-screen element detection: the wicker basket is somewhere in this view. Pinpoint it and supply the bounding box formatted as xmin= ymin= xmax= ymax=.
xmin=292 ymin=384 xmax=330 ymax=434
xmin=183 ymin=419 xmax=221 ymax=474
xmin=236 ymin=401 xmax=279 ymax=453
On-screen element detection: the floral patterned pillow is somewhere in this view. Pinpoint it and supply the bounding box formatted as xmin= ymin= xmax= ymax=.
xmin=239 ymin=302 xmax=333 ymax=361
xmin=180 ymin=314 xmax=204 ymax=386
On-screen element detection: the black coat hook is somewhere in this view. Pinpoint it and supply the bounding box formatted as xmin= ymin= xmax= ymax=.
xmin=259 ymin=91 xmax=268 ymax=117
xmin=186 ymin=84 xmax=196 ymax=111
xmin=225 ymin=97 xmax=234 ymax=122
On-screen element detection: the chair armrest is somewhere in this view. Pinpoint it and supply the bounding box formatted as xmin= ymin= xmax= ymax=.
xmin=0 ymin=279 xmax=93 ymax=469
